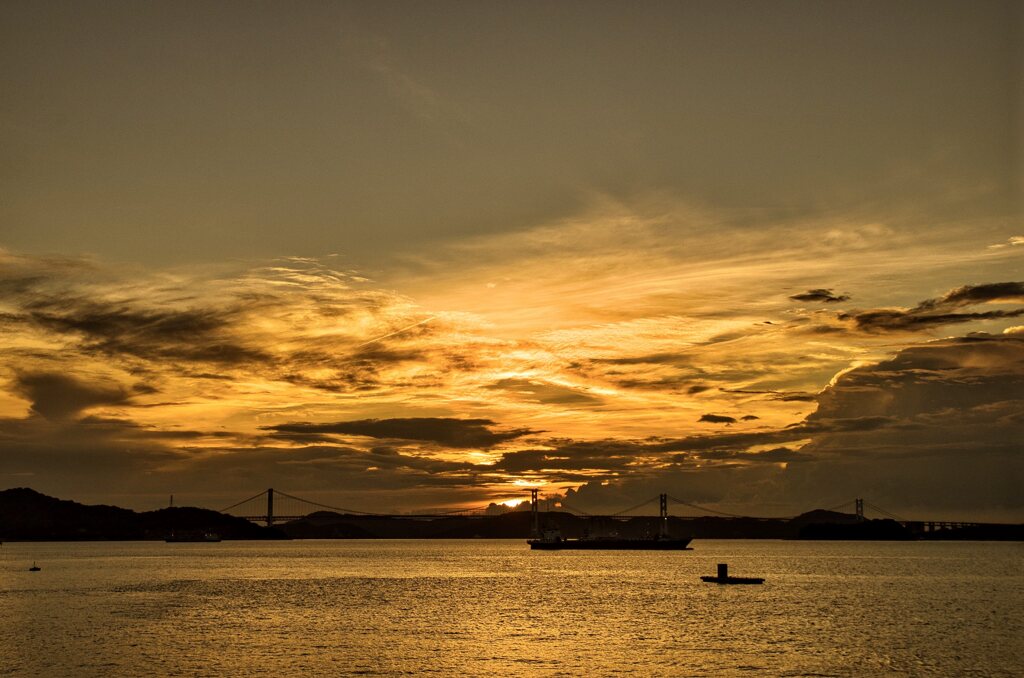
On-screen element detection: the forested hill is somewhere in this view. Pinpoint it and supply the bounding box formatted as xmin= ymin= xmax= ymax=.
xmin=0 ymin=487 xmax=283 ymax=540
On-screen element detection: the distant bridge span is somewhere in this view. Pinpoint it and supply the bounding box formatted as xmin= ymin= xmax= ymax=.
xmin=220 ymin=488 xmax=495 ymax=526
xmin=218 ymin=488 xmax=978 ymax=533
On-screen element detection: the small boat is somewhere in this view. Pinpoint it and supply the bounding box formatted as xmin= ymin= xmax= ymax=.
xmin=701 ymin=563 xmax=763 ymax=585
xmin=29 ymin=562 xmax=41 ymax=571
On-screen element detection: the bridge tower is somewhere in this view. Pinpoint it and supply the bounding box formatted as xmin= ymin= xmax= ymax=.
xmin=855 ymin=498 xmax=864 ymax=521
xmin=267 ymin=488 xmax=275 ymax=527
xmin=659 ymin=493 xmax=669 ymax=538
xmin=530 ymin=489 xmax=539 ymax=538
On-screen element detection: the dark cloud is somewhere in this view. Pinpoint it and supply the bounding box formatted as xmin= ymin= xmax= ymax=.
xmin=740 ymin=415 xmax=760 ymax=421
xmin=720 ymin=388 xmax=817 ymax=402
xmin=0 ymin=425 xmax=478 ymax=507
xmin=1 ymin=256 xmax=432 ymax=393
xmin=266 ymin=444 xmax=473 ymax=475
xmin=13 ymin=372 xmax=131 ymax=420
xmin=839 ymin=281 xmax=1024 ymax=333
xmin=560 ymin=334 xmax=1024 ymax=520
xmin=613 ymin=376 xmax=700 ymax=392
xmin=652 ymin=427 xmax=803 ymax=453
xmin=807 ymin=335 xmax=1024 ymax=423
xmin=789 ymin=288 xmax=849 ymax=303
xmin=590 ymin=353 xmax=689 ymax=366
xmin=264 ymin=417 xmax=536 ymax=449
xmin=698 ymin=414 xmax=737 ymax=424
xmin=350 ymin=346 xmax=424 ymax=365
xmin=486 ymin=378 xmax=603 ymax=406
xmin=921 ymin=282 xmax=1024 ymax=309
xmin=840 ymin=307 xmax=1024 ymax=332
xmin=772 ymin=392 xmax=818 ymax=402
xmin=264 ymin=429 xmax=342 ymax=444
xmin=26 ymin=300 xmax=271 ymax=365
xmin=633 ymin=414 xmax=902 ymax=460
xmin=280 ymin=345 xmax=430 ymax=394
xmin=694 ymin=446 xmax=812 ymax=463
xmin=803 ymin=324 xmax=847 ymax=335
xmin=493 ymin=447 xmax=637 ymax=474
xmin=0 ymin=389 xmax=496 ymax=509
xmin=0 ymin=412 xmax=184 ymax=501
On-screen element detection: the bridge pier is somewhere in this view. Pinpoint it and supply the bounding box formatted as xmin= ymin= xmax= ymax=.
xmin=267 ymin=487 xmax=274 ymax=527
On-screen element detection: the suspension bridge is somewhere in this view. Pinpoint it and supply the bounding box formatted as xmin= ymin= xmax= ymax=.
xmin=220 ymin=488 xmax=500 ymax=526
xmin=218 ymin=488 xmax=973 ymax=533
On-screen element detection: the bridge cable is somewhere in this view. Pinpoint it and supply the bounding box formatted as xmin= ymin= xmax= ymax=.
xmin=666 ymin=495 xmax=750 ymax=518
xmin=220 ymin=490 xmax=272 ymax=513
xmin=428 ymin=504 xmax=493 ymax=516
xmin=270 ymin=491 xmax=493 ymax=517
xmin=610 ymin=496 xmax=659 ymax=517
xmin=556 ymin=496 xmax=660 ymax=518
xmin=822 ymin=499 xmax=855 ymax=513
xmin=271 ymin=490 xmax=383 ymax=516
xmin=863 ymin=501 xmax=905 ymax=522
xmin=557 ymin=501 xmax=593 ymax=517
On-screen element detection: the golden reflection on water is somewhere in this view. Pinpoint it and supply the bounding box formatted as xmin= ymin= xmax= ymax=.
xmin=2 ymin=540 xmax=1022 ymax=676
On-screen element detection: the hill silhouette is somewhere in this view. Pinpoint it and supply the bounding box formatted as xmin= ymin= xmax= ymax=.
xmin=0 ymin=488 xmax=283 ymax=540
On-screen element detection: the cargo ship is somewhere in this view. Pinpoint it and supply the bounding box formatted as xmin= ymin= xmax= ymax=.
xmin=165 ymin=531 xmax=221 ymax=542
xmin=528 ymin=529 xmax=691 ymax=550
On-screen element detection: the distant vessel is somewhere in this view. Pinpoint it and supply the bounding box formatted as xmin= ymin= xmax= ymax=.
xmin=29 ymin=562 xmax=41 ymax=571
xmin=700 ymin=563 xmax=764 ymax=585
xmin=165 ymin=531 xmax=221 ymax=542
xmin=527 ymin=492 xmax=691 ymax=550
xmin=528 ymin=529 xmax=691 ymax=550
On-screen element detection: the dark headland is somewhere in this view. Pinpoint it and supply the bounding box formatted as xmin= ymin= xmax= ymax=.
xmin=1 ymin=488 xmax=1020 ymax=541
xmin=0 ymin=488 xmax=284 ymax=541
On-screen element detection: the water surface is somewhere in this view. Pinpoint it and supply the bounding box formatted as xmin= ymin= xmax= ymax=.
xmin=2 ymin=540 xmax=1021 ymax=676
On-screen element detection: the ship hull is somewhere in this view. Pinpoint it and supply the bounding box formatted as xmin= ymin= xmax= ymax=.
xmin=528 ymin=538 xmax=691 ymax=550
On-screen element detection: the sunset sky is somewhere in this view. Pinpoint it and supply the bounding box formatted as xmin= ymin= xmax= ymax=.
xmin=1 ymin=1 xmax=1021 ymax=520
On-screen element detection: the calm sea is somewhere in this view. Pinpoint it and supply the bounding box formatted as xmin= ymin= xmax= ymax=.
xmin=1 ymin=540 xmax=1021 ymax=676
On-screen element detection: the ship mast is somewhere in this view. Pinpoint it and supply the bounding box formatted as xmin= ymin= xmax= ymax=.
xmin=530 ymin=489 xmax=539 ymax=538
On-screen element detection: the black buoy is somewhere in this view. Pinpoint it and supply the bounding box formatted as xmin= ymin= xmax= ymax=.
xmin=701 ymin=562 xmax=763 ymax=585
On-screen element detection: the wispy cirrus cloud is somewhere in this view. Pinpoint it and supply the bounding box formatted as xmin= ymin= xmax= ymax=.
xmin=264 ymin=417 xmax=536 ymax=449
xmin=987 ymin=235 xmax=1024 ymax=249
